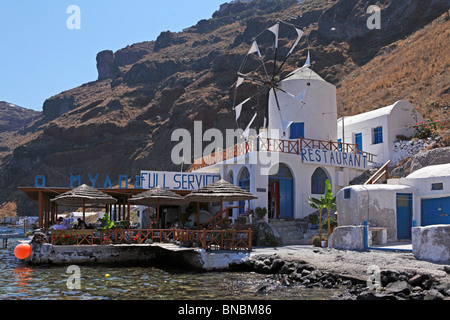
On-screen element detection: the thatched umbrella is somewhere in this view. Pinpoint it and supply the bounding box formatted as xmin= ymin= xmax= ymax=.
xmin=51 ymin=184 xmax=117 ymax=222
xmin=184 ymin=179 xmax=258 ymax=227
xmin=128 ymin=186 xmax=186 ymax=228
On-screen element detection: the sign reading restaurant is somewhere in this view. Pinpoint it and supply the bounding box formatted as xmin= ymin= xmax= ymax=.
xmin=300 ymin=148 xmax=368 ymax=170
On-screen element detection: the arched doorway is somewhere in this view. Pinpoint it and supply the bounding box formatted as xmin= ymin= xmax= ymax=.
xmin=269 ymin=164 xmax=294 ymax=219
xmin=238 ymin=167 xmax=250 ymax=214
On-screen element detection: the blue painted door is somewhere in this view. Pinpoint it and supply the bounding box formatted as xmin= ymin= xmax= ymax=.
xmin=355 ymin=133 xmax=363 ymax=154
xmin=397 ymin=194 xmax=413 ymax=240
xmin=239 ymin=180 xmax=250 ymax=214
xmin=421 ymin=197 xmax=450 ymax=226
xmin=279 ymin=180 xmax=293 ymax=219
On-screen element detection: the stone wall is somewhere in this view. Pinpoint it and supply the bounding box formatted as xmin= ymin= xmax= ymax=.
xmin=328 ymin=226 xmax=365 ymax=251
xmin=412 ymin=225 xmax=450 ymax=263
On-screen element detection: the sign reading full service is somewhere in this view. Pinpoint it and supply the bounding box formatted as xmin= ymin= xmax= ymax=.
xmin=141 ymin=171 xmax=220 ymax=191
xmin=300 ymin=148 xmax=368 ymax=170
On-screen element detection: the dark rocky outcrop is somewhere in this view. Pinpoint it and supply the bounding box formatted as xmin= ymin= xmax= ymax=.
xmin=231 ymin=254 xmax=450 ymax=300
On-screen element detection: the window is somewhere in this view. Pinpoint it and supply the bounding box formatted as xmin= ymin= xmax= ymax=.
xmin=311 ymin=168 xmax=328 ymax=195
xmin=431 ymin=183 xmax=443 ymax=191
xmin=290 ymin=123 xmax=305 ymax=139
xmin=337 ymin=139 xmax=342 ymax=151
xmin=344 ymin=189 xmax=351 ymax=199
xmin=372 ymin=126 xmax=383 ymax=144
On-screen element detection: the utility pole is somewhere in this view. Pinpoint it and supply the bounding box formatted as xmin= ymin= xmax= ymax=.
xmin=342 ymin=101 xmax=345 ymax=146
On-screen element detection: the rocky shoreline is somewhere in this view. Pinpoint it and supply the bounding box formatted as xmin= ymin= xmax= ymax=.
xmin=230 ymin=253 xmax=450 ymax=300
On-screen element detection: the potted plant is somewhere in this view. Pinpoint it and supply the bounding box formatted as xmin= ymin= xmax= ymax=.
xmin=312 ymin=235 xmax=327 ymax=247
xmin=308 ymin=213 xmax=319 ymax=229
xmin=255 ymin=207 xmax=267 ymax=220
xmin=321 ymin=237 xmax=328 ymax=248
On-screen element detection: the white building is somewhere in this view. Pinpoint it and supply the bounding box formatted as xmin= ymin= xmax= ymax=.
xmin=337 ymin=163 xmax=450 ymax=242
xmin=194 ymin=68 xmax=373 ymax=220
xmin=337 ymin=100 xmax=424 ymax=166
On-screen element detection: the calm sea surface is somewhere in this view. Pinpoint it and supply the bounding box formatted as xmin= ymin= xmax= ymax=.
xmin=0 ymin=226 xmax=339 ymax=300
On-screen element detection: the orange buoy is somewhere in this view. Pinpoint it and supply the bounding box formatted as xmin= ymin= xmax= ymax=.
xmin=14 ymin=243 xmax=31 ymax=260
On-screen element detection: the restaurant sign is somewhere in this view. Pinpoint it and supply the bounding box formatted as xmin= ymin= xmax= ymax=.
xmin=300 ymin=148 xmax=368 ymax=170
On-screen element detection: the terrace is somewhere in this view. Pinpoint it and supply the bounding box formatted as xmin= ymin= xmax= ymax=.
xmin=194 ymin=136 xmax=376 ymax=170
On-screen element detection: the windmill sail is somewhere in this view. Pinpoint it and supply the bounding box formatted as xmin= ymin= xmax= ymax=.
xmin=234 ymin=97 xmax=251 ymax=121
xmin=285 ymin=50 xmax=311 ymax=79
xmin=268 ymin=23 xmax=280 ymax=49
xmin=247 ymin=40 xmax=262 ymax=57
xmin=243 ymin=112 xmax=258 ymax=141
xmin=288 ymin=28 xmax=303 ymax=56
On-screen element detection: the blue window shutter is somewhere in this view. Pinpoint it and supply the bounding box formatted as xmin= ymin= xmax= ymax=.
xmin=373 ymin=127 xmax=383 ymax=144
xmin=290 ymin=123 xmax=304 ymax=139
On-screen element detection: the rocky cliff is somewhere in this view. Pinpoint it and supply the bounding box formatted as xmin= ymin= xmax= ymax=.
xmin=1 ymin=0 xmax=449 ymax=216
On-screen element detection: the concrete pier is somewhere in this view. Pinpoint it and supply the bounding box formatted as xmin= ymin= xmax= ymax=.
xmin=29 ymin=243 xmax=250 ymax=271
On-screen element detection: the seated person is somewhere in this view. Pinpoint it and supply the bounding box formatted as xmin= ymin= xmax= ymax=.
xmin=77 ymin=218 xmax=87 ymax=230
xmin=50 ymin=217 xmax=64 ymax=230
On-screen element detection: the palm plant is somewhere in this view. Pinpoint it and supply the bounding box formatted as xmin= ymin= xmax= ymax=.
xmin=323 ymin=179 xmax=337 ymax=237
xmin=307 ymin=179 xmax=337 ymax=239
xmin=307 ymin=195 xmax=326 ymax=240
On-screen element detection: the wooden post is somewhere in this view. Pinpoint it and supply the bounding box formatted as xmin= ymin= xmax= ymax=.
xmin=82 ymin=199 xmax=86 ymax=222
xmin=248 ymin=228 xmax=252 ymax=252
xmin=157 ymin=199 xmax=160 ymax=229
xmin=197 ymin=202 xmax=200 ymax=229
xmin=38 ymin=191 xmax=43 ymax=228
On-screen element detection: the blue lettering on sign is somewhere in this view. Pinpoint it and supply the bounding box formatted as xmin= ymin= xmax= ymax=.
xmin=35 ymin=176 xmax=46 ymax=188
xmin=104 ymin=174 xmax=113 ymax=189
xmin=119 ymin=175 xmax=128 ymax=189
xmin=89 ymin=173 xmax=99 ymax=188
xmin=134 ymin=175 xmax=144 ymax=189
xmin=322 ymin=150 xmax=328 ymax=162
xmin=301 ymin=149 xmax=308 ymax=162
xmin=299 ymin=148 xmax=367 ymax=170
xmin=330 ymin=152 xmax=335 ymax=165
xmin=342 ymin=153 xmax=348 ymax=166
xmin=70 ymin=174 xmax=81 ymax=188
xmin=195 ymin=175 xmax=203 ymax=189
xmin=315 ymin=150 xmax=321 ymax=162
xmin=174 ymin=174 xmax=181 ymax=190
xmin=188 ymin=174 xmax=195 ymax=190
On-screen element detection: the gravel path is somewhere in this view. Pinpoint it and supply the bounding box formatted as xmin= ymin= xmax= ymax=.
xmin=249 ymin=245 xmax=450 ymax=282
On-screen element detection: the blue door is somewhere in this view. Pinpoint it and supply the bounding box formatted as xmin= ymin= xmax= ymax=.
xmin=290 ymin=123 xmax=304 ymax=139
xmin=355 ymin=133 xmax=363 ymax=154
xmin=397 ymin=194 xmax=413 ymax=240
xmin=421 ymin=197 xmax=450 ymax=226
xmin=279 ymin=180 xmax=293 ymax=219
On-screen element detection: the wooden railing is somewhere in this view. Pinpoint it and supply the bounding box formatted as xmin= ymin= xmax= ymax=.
xmin=193 ymin=137 xmax=376 ymax=170
xmin=365 ymin=160 xmax=391 ymax=185
xmin=50 ymin=228 xmax=252 ymax=251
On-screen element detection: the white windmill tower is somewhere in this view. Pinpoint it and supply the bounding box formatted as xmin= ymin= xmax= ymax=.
xmin=233 ymin=21 xmax=338 ymax=143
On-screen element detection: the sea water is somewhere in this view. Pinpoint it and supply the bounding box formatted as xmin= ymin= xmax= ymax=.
xmin=0 ymin=226 xmax=338 ymax=300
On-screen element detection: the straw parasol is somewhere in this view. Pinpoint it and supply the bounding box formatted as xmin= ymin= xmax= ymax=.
xmin=184 ymin=179 xmax=258 ymax=227
xmin=128 ymin=186 xmax=186 ymax=228
xmin=51 ymin=184 xmax=117 ymax=221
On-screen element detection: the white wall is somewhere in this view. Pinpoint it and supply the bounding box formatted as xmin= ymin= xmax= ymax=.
xmin=268 ymin=72 xmax=337 ymax=142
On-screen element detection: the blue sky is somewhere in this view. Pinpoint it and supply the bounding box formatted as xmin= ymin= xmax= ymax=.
xmin=0 ymin=0 xmax=226 ymax=111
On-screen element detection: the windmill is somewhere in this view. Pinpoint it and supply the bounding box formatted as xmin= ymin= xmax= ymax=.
xmin=233 ymin=21 xmax=312 ymax=140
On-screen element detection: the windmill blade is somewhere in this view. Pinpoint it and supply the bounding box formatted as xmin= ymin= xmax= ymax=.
xmin=234 ymin=97 xmax=251 ymax=121
xmin=275 ymin=27 xmax=304 ymax=77
xmin=237 ymin=72 xmax=266 ymax=86
xmin=247 ymin=40 xmax=270 ymax=79
xmin=268 ymin=23 xmax=280 ymax=79
xmin=242 ymin=112 xmax=258 ymax=141
xmin=282 ymin=51 xmax=311 ymax=80
xmin=275 ymin=87 xmax=307 ymax=105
